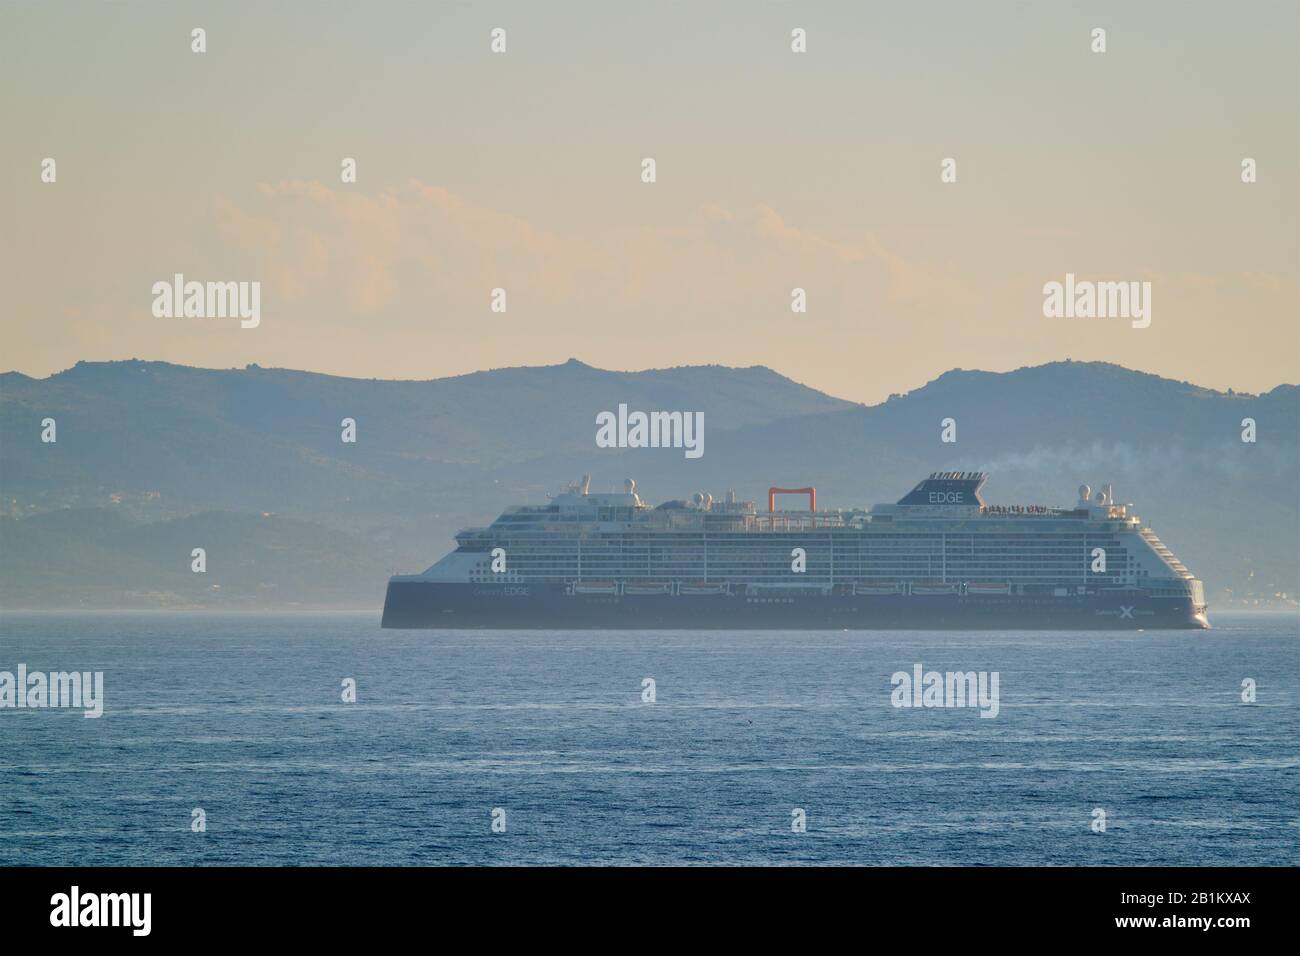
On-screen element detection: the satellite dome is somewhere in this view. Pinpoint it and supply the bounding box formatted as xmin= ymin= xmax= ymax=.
xmin=1078 ymin=484 xmax=1091 ymax=500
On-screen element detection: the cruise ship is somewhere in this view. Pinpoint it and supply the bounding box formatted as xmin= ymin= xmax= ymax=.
xmin=381 ymin=473 xmax=1208 ymax=629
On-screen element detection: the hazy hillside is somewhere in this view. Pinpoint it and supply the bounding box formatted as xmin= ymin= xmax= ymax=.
xmin=1 ymin=358 xmax=1296 ymax=608
xmin=0 ymin=358 xmax=852 ymax=517
xmin=0 ymin=508 xmax=385 ymax=608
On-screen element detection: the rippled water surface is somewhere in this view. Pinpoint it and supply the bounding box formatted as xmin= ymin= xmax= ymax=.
xmin=2 ymin=611 xmax=1296 ymax=865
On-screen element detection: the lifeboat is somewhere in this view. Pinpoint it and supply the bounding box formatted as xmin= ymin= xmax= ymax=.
xmin=855 ymin=580 xmax=900 ymax=595
xmin=573 ymin=580 xmax=620 ymax=595
xmin=745 ymin=582 xmax=833 ymax=595
xmin=678 ymin=581 xmax=729 ymax=595
xmin=966 ymin=581 xmax=1012 ymax=595
xmin=623 ymin=580 xmax=671 ymax=595
xmin=910 ymin=579 xmax=959 ymax=595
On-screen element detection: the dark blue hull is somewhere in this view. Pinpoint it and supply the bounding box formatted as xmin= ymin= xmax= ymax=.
xmin=381 ymin=581 xmax=1209 ymax=630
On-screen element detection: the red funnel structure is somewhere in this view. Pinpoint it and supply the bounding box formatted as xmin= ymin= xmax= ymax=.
xmin=769 ymin=487 xmax=816 ymax=513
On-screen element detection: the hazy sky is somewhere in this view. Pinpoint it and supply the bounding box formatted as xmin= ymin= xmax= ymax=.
xmin=3 ymin=0 xmax=1297 ymax=403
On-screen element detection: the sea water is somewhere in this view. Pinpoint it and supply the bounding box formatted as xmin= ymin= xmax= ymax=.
xmin=1 ymin=611 xmax=1295 ymax=866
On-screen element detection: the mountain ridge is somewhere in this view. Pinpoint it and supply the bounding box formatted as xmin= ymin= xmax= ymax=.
xmin=2 ymin=357 xmax=1296 ymax=609
xmin=6 ymin=355 xmax=1291 ymax=404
